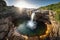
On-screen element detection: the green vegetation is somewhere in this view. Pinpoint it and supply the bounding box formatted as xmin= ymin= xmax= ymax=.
xmin=55 ymin=10 xmax=60 ymax=22
xmin=40 ymin=2 xmax=60 ymax=11
xmin=40 ymin=2 xmax=60 ymax=22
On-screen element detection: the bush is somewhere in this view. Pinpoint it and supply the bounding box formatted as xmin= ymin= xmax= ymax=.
xmin=55 ymin=10 xmax=60 ymax=22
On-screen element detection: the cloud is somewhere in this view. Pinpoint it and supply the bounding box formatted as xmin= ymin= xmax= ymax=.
xmin=5 ymin=0 xmax=39 ymax=8
xmin=14 ymin=1 xmax=38 ymax=8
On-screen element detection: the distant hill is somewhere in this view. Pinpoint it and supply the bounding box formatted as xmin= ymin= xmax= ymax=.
xmin=40 ymin=2 xmax=60 ymax=11
xmin=39 ymin=2 xmax=60 ymax=22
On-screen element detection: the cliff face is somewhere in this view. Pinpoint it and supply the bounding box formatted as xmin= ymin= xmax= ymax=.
xmin=0 ymin=0 xmax=6 ymax=6
xmin=0 ymin=0 xmax=30 ymax=39
xmin=0 ymin=17 xmax=13 ymax=40
xmin=0 ymin=0 xmax=9 ymax=39
xmin=0 ymin=0 xmax=19 ymax=40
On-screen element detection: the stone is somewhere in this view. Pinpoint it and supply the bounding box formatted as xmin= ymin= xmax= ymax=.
xmin=0 ymin=32 xmax=7 ymax=39
xmin=0 ymin=0 xmax=7 ymax=7
xmin=0 ymin=17 xmax=13 ymax=40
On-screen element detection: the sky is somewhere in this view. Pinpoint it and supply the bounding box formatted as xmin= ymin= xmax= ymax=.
xmin=5 ymin=0 xmax=60 ymax=8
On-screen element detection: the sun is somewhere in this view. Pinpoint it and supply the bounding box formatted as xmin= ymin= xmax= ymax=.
xmin=14 ymin=1 xmax=37 ymax=8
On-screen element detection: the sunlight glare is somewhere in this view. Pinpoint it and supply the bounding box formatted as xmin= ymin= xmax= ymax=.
xmin=14 ymin=1 xmax=37 ymax=8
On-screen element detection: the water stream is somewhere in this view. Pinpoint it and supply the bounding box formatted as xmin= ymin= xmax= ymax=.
xmin=31 ymin=12 xmax=35 ymax=21
xmin=27 ymin=12 xmax=36 ymax=30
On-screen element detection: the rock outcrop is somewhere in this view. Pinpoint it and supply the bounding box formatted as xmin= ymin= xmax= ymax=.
xmin=0 ymin=17 xmax=14 ymax=40
xmin=0 ymin=0 xmax=7 ymax=7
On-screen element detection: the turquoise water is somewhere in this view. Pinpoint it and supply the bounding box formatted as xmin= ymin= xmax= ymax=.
xmin=17 ymin=21 xmax=47 ymax=36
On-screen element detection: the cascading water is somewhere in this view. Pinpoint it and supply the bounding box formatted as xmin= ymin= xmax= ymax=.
xmin=27 ymin=12 xmax=36 ymax=30
xmin=31 ymin=12 xmax=35 ymax=21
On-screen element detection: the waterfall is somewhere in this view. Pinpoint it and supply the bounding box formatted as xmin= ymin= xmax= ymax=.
xmin=31 ymin=12 xmax=35 ymax=21
xmin=27 ymin=12 xmax=36 ymax=30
